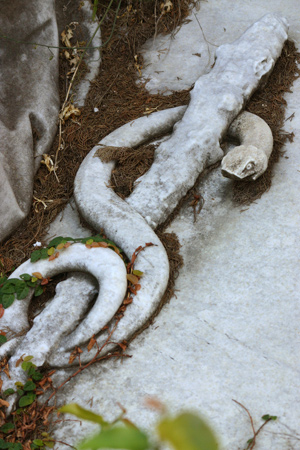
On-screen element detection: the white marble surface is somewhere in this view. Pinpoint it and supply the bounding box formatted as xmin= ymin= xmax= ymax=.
xmin=48 ymin=2 xmax=300 ymax=449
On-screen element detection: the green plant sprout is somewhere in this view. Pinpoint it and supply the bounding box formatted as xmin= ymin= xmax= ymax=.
xmin=60 ymin=403 xmax=220 ymax=450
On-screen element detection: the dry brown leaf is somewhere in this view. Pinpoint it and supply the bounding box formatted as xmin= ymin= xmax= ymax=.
xmin=59 ymin=103 xmax=81 ymax=124
xmin=61 ymin=28 xmax=73 ymax=48
xmin=48 ymin=253 xmax=57 ymax=261
xmin=41 ymin=153 xmax=55 ymax=172
xmin=127 ymin=274 xmax=139 ymax=285
xmin=0 ymin=398 xmax=9 ymax=408
xmin=15 ymin=354 xmax=26 ymax=367
xmin=32 ymin=272 xmax=43 ymax=280
xmin=87 ymin=336 xmax=97 ymax=352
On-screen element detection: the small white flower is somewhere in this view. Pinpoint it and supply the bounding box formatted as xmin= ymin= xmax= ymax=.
xmin=94 ymin=107 xmax=99 ymax=112
xmin=33 ymin=241 xmax=42 ymax=247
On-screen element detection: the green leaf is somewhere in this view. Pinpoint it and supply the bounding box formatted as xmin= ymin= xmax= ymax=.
xmin=21 ymin=361 xmax=34 ymax=371
xmin=60 ymin=403 xmax=109 ymax=427
xmin=11 ymin=444 xmax=23 ymax=450
xmin=20 ymin=273 xmax=31 ymax=281
xmin=132 ymin=270 xmax=143 ymax=277
xmin=21 ymin=361 xmax=36 ymax=373
xmin=47 ymin=247 xmax=55 ymax=256
xmin=4 ymin=278 xmax=22 ymax=286
xmin=40 ymin=248 xmax=50 ymax=260
xmin=16 ymin=282 xmax=30 ymax=300
xmin=31 ymin=370 xmax=43 ymax=381
xmin=15 ymin=382 xmax=24 ymax=388
xmin=43 ymin=442 xmax=54 ymax=449
xmin=32 ymin=440 xmax=44 ymax=447
xmin=0 ymin=276 xmax=7 ymax=285
xmin=31 ymin=250 xmax=42 ymax=263
xmin=17 ymin=389 xmax=24 ymax=396
xmin=0 ymin=335 xmax=7 ymax=345
xmin=23 ymin=380 xmax=36 ymax=391
xmin=26 ymin=281 xmax=38 ymax=287
xmin=1 ymin=283 xmax=15 ymax=294
xmin=0 ymin=443 xmax=22 ymax=450
xmin=19 ymin=392 xmax=36 ymax=407
xmin=157 ymin=413 xmax=219 ymax=450
xmin=0 ymin=422 xmax=14 ymax=433
xmin=262 ymin=414 xmax=277 ymax=421
xmin=23 ymin=355 xmax=34 ymax=362
xmin=48 ymin=236 xmax=66 ymax=247
xmin=79 ymin=426 xmax=149 ymax=450
xmin=247 ymin=438 xmax=254 ymax=444
xmin=2 ymin=294 xmax=15 ymax=308
xmin=27 ymin=365 xmax=38 ymax=377
xmin=93 ymin=235 xmax=106 ymax=243
xmin=86 ymin=239 xmax=94 ymax=245
xmin=3 ymin=388 xmax=15 ymax=397
xmin=34 ymin=285 xmax=44 ymax=297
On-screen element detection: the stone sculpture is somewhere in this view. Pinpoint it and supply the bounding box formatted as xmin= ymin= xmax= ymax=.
xmin=0 ymin=0 xmax=101 ymax=244
xmin=221 ymin=111 xmax=273 ymax=180
xmin=0 ymin=14 xmax=288 ymax=409
xmin=0 ymin=0 xmax=59 ymax=243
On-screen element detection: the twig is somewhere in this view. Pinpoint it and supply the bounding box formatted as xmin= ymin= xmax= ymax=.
xmin=193 ymin=11 xmax=218 ymax=68
xmin=42 ymin=319 xmax=122 ymax=409
xmin=55 ymin=440 xmax=77 ymax=449
xmin=232 ymin=399 xmax=256 ymax=449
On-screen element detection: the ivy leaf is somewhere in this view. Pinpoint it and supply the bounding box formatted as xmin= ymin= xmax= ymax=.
xmin=157 ymin=412 xmax=219 ymax=450
xmin=16 ymin=283 xmax=30 ymax=300
xmin=48 ymin=236 xmax=66 ymax=247
xmin=132 ymin=270 xmax=143 ymax=277
xmin=3 ymin=388 xmax=15 ymax=397
xmin=19 ymin=392 xmax=36 ymax=407
xmin=1 ymin=283 xmax=15 ymax=294
xmin=0 ymin=276 xmax=7 ymax=285
xmin=32 ymin=272 xmax=43 ymax=280
xmin=126 ymin=274 xmax=139 ymax=285
xmin=0 ymin=335 xmax=7 ymax=345
xmin=34 ymin=285 xmax=44 ymax=297
xmin=0 ymin=422 xmax=14 ymax=433
xmin=79 ymin=426 xmax=149 ymax=450
xmin=60 ymin=403 xmax=109 ymax=427
xmin=31 ymin=370 xmax=43 ymax=381
xmin=21 ymin=361 xmax=36 ymax=372
xmin=20 ymin=273 xmax=31 ymax=281
xmin=43 ymin=442 xmax=54 ymax=448
xmin=40 ymin=248 xmax=49 ymax=260
xmin=31 ymin=250 xmax=42 ymax=263
xmin=262 ymin=414 xmax=277 ymax=421
xmin=2 ymin=294 xmax=15 ymax=308
xmin=23 ymin=380 xmax=36 ymax=391
xmin=32 ymin=440 xmax=44 ymax=447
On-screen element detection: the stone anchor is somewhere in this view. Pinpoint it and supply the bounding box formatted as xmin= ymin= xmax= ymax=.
xmin=0 ymin=14 xmax=288 ymax=411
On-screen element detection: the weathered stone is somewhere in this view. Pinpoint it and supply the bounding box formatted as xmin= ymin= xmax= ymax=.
xmin=222 ymin=111 xmax=273 ymax=180
xmin=0 ymin=0 xmax=59 ymax=242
